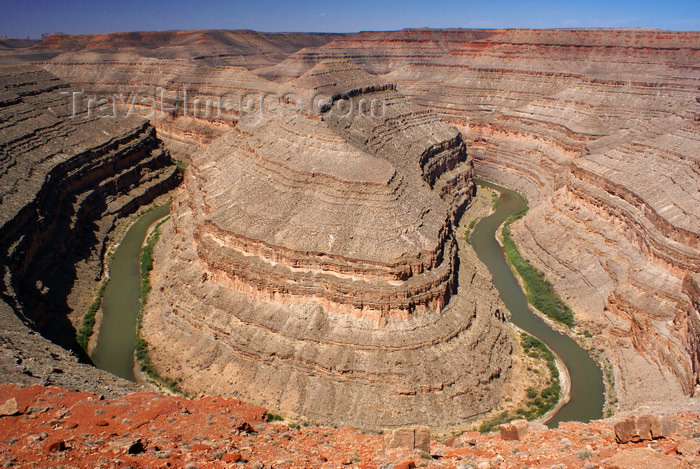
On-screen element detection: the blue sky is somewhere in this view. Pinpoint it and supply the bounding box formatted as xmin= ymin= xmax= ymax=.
xmin=1 ymin=0 xmax=698 ymax=38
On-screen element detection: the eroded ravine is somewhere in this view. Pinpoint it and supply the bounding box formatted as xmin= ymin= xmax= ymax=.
xmin=471 ymin=178 xmax=604 ymax=425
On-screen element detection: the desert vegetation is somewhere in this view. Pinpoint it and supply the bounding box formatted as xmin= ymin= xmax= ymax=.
xmin=502 ymin=209 xmax=575 ymax=327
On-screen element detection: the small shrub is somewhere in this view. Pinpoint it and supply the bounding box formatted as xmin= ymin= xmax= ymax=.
xmin=520 ymin=333 xmax=561 ymax=418
xmin=76 ymin=278 xmax=108 ymax=350
xmin=491 ymin=190 xmax=499 ymax=209
xmin=478 ymin=411 xmax=511 ymax=433
xmin=265 ymin=412 xmax=284 ymax=422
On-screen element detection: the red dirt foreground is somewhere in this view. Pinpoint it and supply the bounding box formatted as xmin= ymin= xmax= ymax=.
xmin=0 ymin=384 xmax=698 ymax=468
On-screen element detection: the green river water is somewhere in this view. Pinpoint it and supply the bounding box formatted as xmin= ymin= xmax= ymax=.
xmin=90 ymin=203 xmax=170 ymax=381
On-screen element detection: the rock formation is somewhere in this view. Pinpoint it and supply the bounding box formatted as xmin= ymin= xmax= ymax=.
xmin=140 ymin=63 xmax=511 ymax=431
xmin=0 ymin=62 xmax=178 ymax=392
xmin=0 ymin=27 xmax=697 ymax=425
xmin=255 ymin=28 xmax=700 ymax=408
xmin=33 ymin=30 xmax=344 ymax=160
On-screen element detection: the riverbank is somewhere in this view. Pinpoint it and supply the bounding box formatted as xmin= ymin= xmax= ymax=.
xmin=83 ymin=193 xmax=175 ymax=357
xmin=451 ymin=186 xmax=565 ymax=434
xmin=484 ymin=183 xmax=620 ymax=418
xmin=470 ymin=179 xmax=604 ymax=426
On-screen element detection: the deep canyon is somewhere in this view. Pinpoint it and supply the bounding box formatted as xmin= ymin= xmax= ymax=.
xmin=1 ymin=28 xmax=699 ymax=440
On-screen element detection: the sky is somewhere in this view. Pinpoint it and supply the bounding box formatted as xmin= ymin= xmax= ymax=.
xmin=1 ymin=0 xmax=698 ymax=39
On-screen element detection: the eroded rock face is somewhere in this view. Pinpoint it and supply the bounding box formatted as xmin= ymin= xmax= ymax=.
xmin=614 ymin=414 xmax=676 ymax=443
xmin=141 ymin=64 xmax=511 ymax=431
xmin=34 ymin=30 xmax=344 ymax=161
xmin=383 ymin=426 xmax=430 ymax=453
xmin=4 ymin=27 xmax=697 ymax=419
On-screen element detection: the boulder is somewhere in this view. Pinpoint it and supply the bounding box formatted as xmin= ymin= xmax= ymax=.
xmin=383 ymin=426 xmax=430 ymax=453
xmin=43 ymin=440 xmax=66 ymax=452
xmin=108 ymin=437 xmax=146 ymax=454
xmin=0 ymin=397 xmax=19 ymax=416
xmin=500 ymin=419 xmax=529 ymax=441
xmin=614 ymin=415 xmax=676 ymax=443
xmin=222 ymin=453 xmax=243 ymax=463
xmin=393 ymin=461 xmax=416 ymax=469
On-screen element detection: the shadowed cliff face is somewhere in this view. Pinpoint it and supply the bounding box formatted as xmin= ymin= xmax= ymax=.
xmin=0 ymin=63 xmax=180 ymax=371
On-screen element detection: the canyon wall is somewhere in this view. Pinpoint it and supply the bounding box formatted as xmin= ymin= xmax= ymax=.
xmin=32 ymin=30 xmax=343 ymax=161
xmin=0 ymin=63 xmax=179 ymax=390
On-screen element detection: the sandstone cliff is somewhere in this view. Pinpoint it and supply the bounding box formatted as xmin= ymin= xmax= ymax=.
xmin=260 ymin=28 xmax=700 ymax=409
xmin=32 ymin=30 xmax=343 ymax=161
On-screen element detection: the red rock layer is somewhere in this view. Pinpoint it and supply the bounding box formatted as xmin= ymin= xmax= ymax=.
xmin=1 ymin=384 xmax=699 ymax=468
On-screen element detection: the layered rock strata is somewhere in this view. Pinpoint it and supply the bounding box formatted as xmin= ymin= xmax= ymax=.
xmin=262 ymin=29 xmax=700 ymax=407
xmin=31 ymin=30 xmax=343 ymax=161
xmin=0 ymin=63 xmax=179 ymax=368
xmin=142 ymin=64 xmax=511 ymax=431
xmin=3 ymin=27 xmax=697 ymax=415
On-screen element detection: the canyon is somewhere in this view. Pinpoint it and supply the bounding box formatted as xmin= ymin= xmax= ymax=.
xmin=0 ymin=60 xmax=179 ymax=395
xmin=0 ymin=27 xmax=698 ymax=449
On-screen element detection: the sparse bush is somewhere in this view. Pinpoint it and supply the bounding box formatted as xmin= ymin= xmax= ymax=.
xmin=521 ymin=333 xmax=561 ymax=418
xmin=478 ymin=411 xmax=512 ymax=433
xmin=464 ymin=218 xmax=478 ymax=244
xmin=491 ymin=190 xmax=499 ymax=209
xmin=502 ymin=209 xmax=574 ymax=326
xmin=76 ymin=278 xmax=108 ymax=350
xmin=265 ymin=412 xmax=284 ymax=422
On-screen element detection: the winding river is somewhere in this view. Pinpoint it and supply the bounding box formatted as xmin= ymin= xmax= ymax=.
xmin=92 ymin=181 xmax=603 ymax=424
xmin=91 ymin=203 xmax=170 ymax=381
xmin=471 ymin=179 xmax=604 ymax=425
